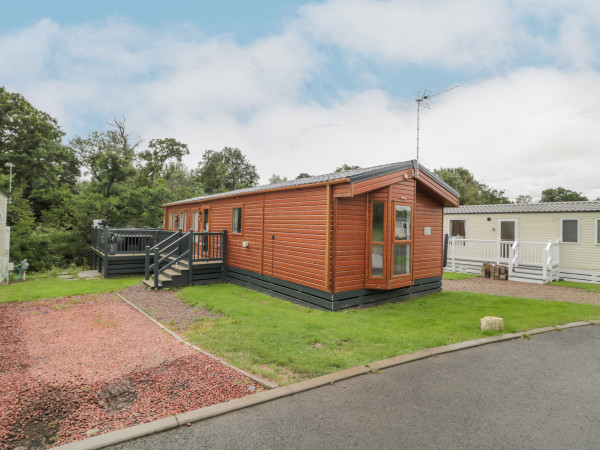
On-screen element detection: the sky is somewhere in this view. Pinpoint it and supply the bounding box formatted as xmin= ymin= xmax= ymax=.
xmin=1 ymin=0 xmax=599 ymax=201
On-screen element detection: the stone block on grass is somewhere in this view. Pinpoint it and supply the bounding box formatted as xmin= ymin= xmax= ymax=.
xmin=481 ymin=316 xmax=504 ymax=331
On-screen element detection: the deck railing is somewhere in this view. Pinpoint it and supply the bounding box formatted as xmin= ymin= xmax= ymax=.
xmin=145 ymin=228 xmax=227 ymax=288
xmin=90 ymin=227 xmax=166 ymax=255
xmin=448 ymin=237 xmax=560 ymax=283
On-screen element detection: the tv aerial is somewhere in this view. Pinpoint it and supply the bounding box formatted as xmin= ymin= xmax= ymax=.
xmin=415 ymin=84 xmax=459 ymax=177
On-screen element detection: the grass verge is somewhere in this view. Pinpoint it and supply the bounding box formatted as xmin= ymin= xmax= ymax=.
xmin=0 ymin=274 xmax=142 ymax=303
xmin=443 ymin=272 xmax=479 ymax=280
xmin=549 ymin=281 xmax=600 ymax=293
xmin=178 ymin=283 xmax=600 ymax=384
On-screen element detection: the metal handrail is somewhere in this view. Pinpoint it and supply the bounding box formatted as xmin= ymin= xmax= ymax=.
xmin=149 ymin=231 xmax=179 ymax=252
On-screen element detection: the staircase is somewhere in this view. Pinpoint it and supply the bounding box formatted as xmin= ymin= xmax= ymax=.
xmin=143 ymin=260 xmax=190 ymax=289
xmin=144 ymin=229 xmax=227 ymax=289
xmin=509 ymin=264 xmax=545 ymax=284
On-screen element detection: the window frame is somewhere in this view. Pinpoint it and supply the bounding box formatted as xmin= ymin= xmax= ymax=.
xmin=595 ymin=218 xmax=600 ymax=245
xmin=448 ymin=218 xmax=467 ymax=239
xmin=232 ymin=206 xmax=243 ymax=235
xmin=180 ymin=210 xmax=188 ymax=231
xmin=560 ymin=218 xmax=580 ymax=244
xmin=391 ymin=202 xmax=412 ymax=278
xmin=169 ymin=213 xmax=174 ymax=230
xmin=369 ymin=200 xmax=387 ymax=279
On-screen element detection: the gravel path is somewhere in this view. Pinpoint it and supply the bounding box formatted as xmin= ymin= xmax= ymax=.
xmin=443 ymin=277 xmax=600 ymax=305
xmin=119 ymin=285 xmax=217 ymax=332
xmin=0 ymin=293 xmax=260 ymax=449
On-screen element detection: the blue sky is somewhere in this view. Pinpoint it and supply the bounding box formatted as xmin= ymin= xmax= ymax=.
xmin=1 ymin=0 xmax=599 ymax=200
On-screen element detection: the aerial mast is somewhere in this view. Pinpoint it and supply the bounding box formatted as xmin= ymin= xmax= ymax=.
xmin=415 ymin=85 xmax=459 ymax=177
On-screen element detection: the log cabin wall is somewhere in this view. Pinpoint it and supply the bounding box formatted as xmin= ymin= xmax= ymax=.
xmin=163 ymin=185 xmax=329 ymax=292
xmin=413 ymin=187 xmax=444 ymax=280
xmin=333 ymin=194 xmax=367 ymax=293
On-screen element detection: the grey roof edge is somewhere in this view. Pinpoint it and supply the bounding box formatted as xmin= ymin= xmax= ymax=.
xmin=416 ymin=164 xmax=460 ymax=198
xmin=445 ymin=201 xmax=600 ymax=214
xmin=164 ymin=160 xmax=459 ymax=207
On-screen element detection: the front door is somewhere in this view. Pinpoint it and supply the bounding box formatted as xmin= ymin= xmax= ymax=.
xmin=499 ymin=220 xmax=517 ymax=260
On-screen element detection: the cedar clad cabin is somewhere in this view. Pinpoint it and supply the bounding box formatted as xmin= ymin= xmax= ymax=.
xmin=163 ymin=161 xmax=459 ymax=310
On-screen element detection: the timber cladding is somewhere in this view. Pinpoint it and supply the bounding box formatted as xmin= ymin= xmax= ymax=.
xmin=162 ymin=162 xmax=459 ymax=308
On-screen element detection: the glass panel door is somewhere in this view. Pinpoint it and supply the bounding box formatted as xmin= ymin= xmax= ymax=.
xmin=370 ymin=202 xmax=385 ymax=278
xmin=392 ymin=204 xmax=412 ymax=277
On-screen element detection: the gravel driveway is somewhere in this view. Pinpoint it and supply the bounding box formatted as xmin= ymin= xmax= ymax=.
xmin=443 ymin=277 xmax=600 ymax=305
xmin=0 ymin=293 xmax=260 ymax=449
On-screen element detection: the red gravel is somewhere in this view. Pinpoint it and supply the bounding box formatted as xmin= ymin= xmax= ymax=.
xmin=0 ymin=294 xmax=260 ymax=449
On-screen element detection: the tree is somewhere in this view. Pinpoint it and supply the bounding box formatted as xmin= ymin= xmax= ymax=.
xmin=434 ymin=167 xmax=511 ymax=205
xmin=0 ymin=86 xmax=80 ymax=220
xmin=295 ymin=172 xmax=312 ymax=179
xmin=540 ymin=187 xmax=588 ymax=203
xmin=515 ymin=194 xmax=532 ymax=204
xmin=196 ymin=147 xmax=259 ymax=194
xmin=137 ymin=138 xmax=189 ymax=184
xmin=335 ymin=164 xmax=360 ymax=172
xmin=269 ymin=174 xmax=288 ymax=184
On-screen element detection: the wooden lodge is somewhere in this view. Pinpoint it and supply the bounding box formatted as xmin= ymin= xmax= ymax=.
xmin=160 ymin=160 xmax=459 ymax=310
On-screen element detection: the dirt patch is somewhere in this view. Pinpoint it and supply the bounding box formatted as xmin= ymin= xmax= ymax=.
xmin=443 ymin=278 xmax=600 ymax=305
xmin=119 ymin=285 xmax=219 ymax=332
xmin=0 ymin=293 xmax=261 ymax=449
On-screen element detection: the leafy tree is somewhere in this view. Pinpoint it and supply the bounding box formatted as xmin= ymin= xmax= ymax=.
xmin=196 ymin=147 xmax=259 ymax=194
xmin=0 ymin=86 xmax=80 ymax=220
xmin=295 ymin=172 xmax=312 ymax=179
xmin=515 ymin=194 xmax=532 ymax=204
xmin=540 ymin=187 xmax=588 ymax=202
xmin=269 ymin=174 xmax=288 ymax=184
xmin=434 ymin=167 xmax=511 ymax=205
xmin=335 ymin=164 xmax=360 ymax=172
xmin=137 ymin=138 xmax=189 ymax=184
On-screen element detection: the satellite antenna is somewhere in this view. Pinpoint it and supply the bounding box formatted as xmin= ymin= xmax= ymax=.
xmin=415 ymin=85 xmax=459 ymax=177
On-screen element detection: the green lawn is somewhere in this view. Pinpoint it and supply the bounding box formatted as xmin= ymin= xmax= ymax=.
xmin=0 ymin=274 xmax=142 ymax=303
xmin=443 ymin=272 xmax=479 ymax=280
xmin=549 ymin=281 xmax=600 ymax=293
xmin=178 ymin=284 xmax=600 ymax=384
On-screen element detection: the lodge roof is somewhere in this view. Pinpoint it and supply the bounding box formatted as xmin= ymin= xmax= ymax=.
xmin=445 ymin=201 xmax=600 ymax=214
xmin=164 ymin=160 xmax=459 ymax=206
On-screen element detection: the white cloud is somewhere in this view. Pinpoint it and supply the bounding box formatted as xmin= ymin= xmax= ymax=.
xmin=1 ymin=7 xmax=600 ymax=203
xmin=297 ymin=0 xmax=516 ymax=69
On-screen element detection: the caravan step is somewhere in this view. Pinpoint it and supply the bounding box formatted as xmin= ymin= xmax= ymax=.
xmin=163 ymin=268 xmax=181 ymax=278
xmin=143 ymin=279 xmax=162 ymax=289
xmin=508 ymin=276 xmax=544 ymax=284
xmin=513 ymin=267 xmax=543 ymax=276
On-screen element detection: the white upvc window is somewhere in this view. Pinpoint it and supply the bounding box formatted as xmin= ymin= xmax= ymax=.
xmin=561 ymin=218 xmax=579 ymax=244
xmin=596 ymin=218 xmax=600 ymax=245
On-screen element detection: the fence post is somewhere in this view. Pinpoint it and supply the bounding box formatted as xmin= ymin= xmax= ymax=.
xmin=542 ymin=247 xmax=548 ymax=283
xmin=154 ymin=247 xmax=159 ymax=289
xmin=451 ymin=237 xmax=455 ymax=272
xmin=178 ymin=228 xmax=182 ymax=257
xmin=496 ymin=239 xmax=501 ymax=265
xmin=221 ymin=230 xmax=227 ymax=280
xmin=188 ymin=229 xmax=194 ymax=286
xmin=104 ymin=228 xmax=109 ymax=278
xmin=145 ymin=245 xmax=150 ymax=281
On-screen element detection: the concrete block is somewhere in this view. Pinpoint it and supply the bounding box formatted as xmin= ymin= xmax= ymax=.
xmin=481 ymin=316 xmax=504 ymax=331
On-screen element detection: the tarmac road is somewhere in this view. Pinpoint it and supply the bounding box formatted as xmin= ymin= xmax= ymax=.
xmin=111 ymin=325 xmax=600 ymax=449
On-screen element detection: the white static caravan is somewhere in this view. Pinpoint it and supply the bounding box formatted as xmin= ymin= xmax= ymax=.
xmin=443 ymin=201 xmax=600 ymax=284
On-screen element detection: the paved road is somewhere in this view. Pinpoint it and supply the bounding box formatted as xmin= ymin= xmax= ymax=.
xmin=112 ymin=326 xmax=600 ymax=449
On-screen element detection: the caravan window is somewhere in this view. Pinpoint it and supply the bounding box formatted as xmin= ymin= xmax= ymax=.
xmin=449 ymin=219 xmax=466 ymax=239
xmin=561 ymin=219 xmax=579 ymax=244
